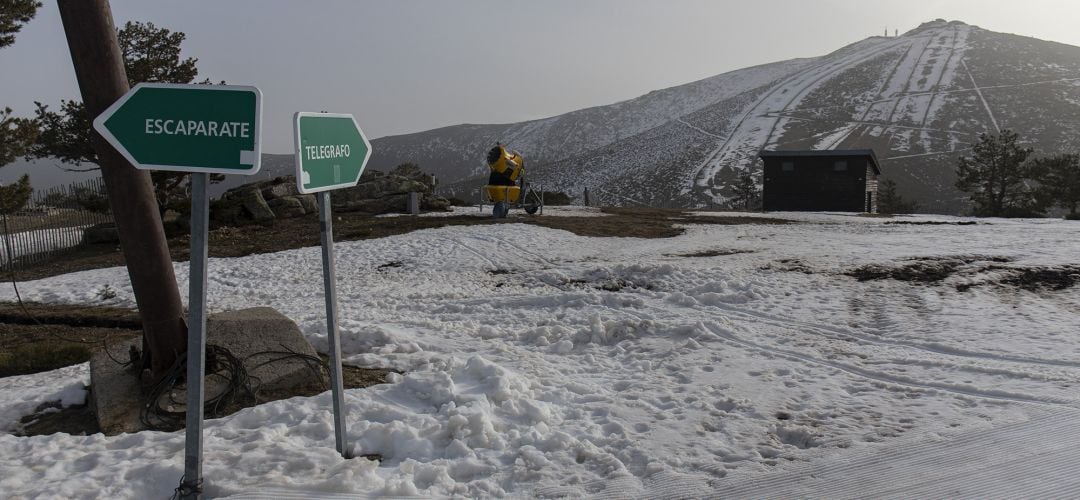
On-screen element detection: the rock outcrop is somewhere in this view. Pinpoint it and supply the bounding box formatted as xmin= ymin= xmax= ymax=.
xmin=212 ymin=165 xmax=450 ymax=226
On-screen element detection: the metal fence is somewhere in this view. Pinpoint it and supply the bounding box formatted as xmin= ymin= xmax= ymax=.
xmin=0 ymin=177 xmax=113 ymax=271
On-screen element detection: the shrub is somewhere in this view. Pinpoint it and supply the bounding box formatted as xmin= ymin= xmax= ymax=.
xmin=540 ymin=191 xmax=572 ymax=206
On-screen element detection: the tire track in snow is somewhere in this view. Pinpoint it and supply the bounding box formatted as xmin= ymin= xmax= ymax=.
xmin=875 ymin=357 xmax=1076 ymax=383
xmin=701 ymin=322 xmax=1079 ymax=407
xmin=700 ymin=298 xmax=1080 ymax=370
xmin=475 ymin=233 xmax=556 ymax=268
xmin=710 ymin=404 xmax=1080 ymax=499
xmin=440 ymin=237 xmax=501 ymax=270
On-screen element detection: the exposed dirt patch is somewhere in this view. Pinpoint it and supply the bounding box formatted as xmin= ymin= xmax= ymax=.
xmin=16 ymin=400 xmax=99 ymax=437
xmin=597 ymin=279 xmax=650 ymax=292
xmin=994 ymin=265 xmax=1080 ymax=291
xmin=14 ymin=208 xmax=796 ymax=281
xmin=561 ymin=276 xmax=653 ymax=293
xmin=0 ymin=302 xmax=142 ymax=329
xmin=0 ymin=303 xmax=142 ymax=377
xmin=848 ymin=261 xmax=963 ymax=283
xmin=535 ymin=208 xmax=690 ymax=238
xmin=762 ymin=259 xmax=815 ymax=274
xmin=885 ymin=220 xmax=979 ymax=226
xmin=679 ymin=214 xmax=792 ymax=227
xmin=9 ymin=213 xmax=507 ymax=281
xmin=847 ymin=255 xmax=1014 ymax=283
xmin=670 ymin=249 xmax=755 ymax=258
xmin=843 ymin=256 xmax=1078 ymax=292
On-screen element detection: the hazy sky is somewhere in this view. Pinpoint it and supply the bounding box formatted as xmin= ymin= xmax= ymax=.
xmin=2 ymin=0 xmax=1079 ymax=153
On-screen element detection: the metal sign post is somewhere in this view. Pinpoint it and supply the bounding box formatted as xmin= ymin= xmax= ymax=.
xmin=182 ymin=172 xmax=210 ymax=499
xmin=318 ymin=192 xmax=350 ymax=457
xmin=93 ymin=83 xmax=263 ymax=499
xmin=293 ymin=111 xmax=372 ymax=458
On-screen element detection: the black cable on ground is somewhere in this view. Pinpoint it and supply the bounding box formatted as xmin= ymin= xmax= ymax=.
xmin=99 ymin=330 xmax=133 ymax=368
xmin=171 ymin=475 xmax=201 ymax=500
xmin=140 ymin=343 xmax=330 ymax=432
xmin=140 ymin=344 xmax=253 ymax=431
xmin=243 ymin=344 xmax=330 ymax=398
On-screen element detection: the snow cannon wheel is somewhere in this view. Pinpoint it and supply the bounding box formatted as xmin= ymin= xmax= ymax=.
xmin=524 ymin=204 xmax=540 ymax=215
xmin=493 ymin=201 xmax=509 ymax=218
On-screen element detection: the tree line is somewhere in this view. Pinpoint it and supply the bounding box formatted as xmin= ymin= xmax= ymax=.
xmin=820 ymin=130 xmax=1079 ymax=218
xmin=954 ymin=129 xmax=1080 ymax=219
xmin=1 ymin=1 xmax=221 ymax=215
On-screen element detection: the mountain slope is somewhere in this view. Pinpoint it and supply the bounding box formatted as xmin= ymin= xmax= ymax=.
xmin=369 ymin=20 xmax=1080 ymax=213
xmin=367 ymin=58 xmax=814 ymax=190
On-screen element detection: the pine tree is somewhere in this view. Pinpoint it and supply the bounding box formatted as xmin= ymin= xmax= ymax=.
xmin=0 ymin=0 xmax=41 ymax=169
xmin=730 ymin=172 xmax=760 ymax=210
xmin=0 ymin=174 xmax=31 ymax=214
xmin=0 ymin=0 xmax=41 ymax=49
xmin=955 ymin=129 xmax=1042 ymax=217
xmin=1033 ymin=153 xmax=1080 ymax=219
xmin=0 ymin=107 xmax=37 ymax=167
xmin=29 ymin=21 xmax=221 ymax=215
xmin=877 ymin=178 xmax=919 ymax=214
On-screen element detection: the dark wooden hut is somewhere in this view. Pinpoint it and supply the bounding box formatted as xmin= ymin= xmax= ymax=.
xmin=758 ymin=149 xmax=881 ymax=213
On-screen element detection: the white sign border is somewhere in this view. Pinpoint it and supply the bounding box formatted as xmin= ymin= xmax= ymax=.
xmin=92 ymin=82 xmax=263 ymax=175
xmin=293 ymin=111 xmax=373 ymax=195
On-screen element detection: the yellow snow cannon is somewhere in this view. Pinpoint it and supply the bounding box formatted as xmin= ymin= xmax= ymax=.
xmin=484 ymin=144 xmax=542 ymax=218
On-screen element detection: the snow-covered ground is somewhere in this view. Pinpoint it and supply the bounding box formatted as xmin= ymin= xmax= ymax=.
xmin=2 ymin=212 xmax=1079 ymax=498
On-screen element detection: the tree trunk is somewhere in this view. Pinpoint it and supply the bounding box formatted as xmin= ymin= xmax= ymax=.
xmin=58 ymin=0 xmax=187 ymax=382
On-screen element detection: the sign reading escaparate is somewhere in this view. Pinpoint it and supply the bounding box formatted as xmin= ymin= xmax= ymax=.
xmin=293 ymin=112 xmax=372 ymax=194
xmin=143 ymin=119 xmax=251 ymax=138
xmin=93 ymin=83 xmax=263 ymax=175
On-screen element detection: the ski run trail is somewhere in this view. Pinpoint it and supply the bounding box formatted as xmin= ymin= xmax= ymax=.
xmin=687 ymin=23 xmax=973 ymax=198
xmin=2 ymin=207 xmax=1080 ymax=498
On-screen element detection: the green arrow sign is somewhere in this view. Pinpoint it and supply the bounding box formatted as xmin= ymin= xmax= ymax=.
xmin=293 ymin=112 xmax=372 ymax=194
xmin=93 ymin=83 xmax=262 ymax=174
